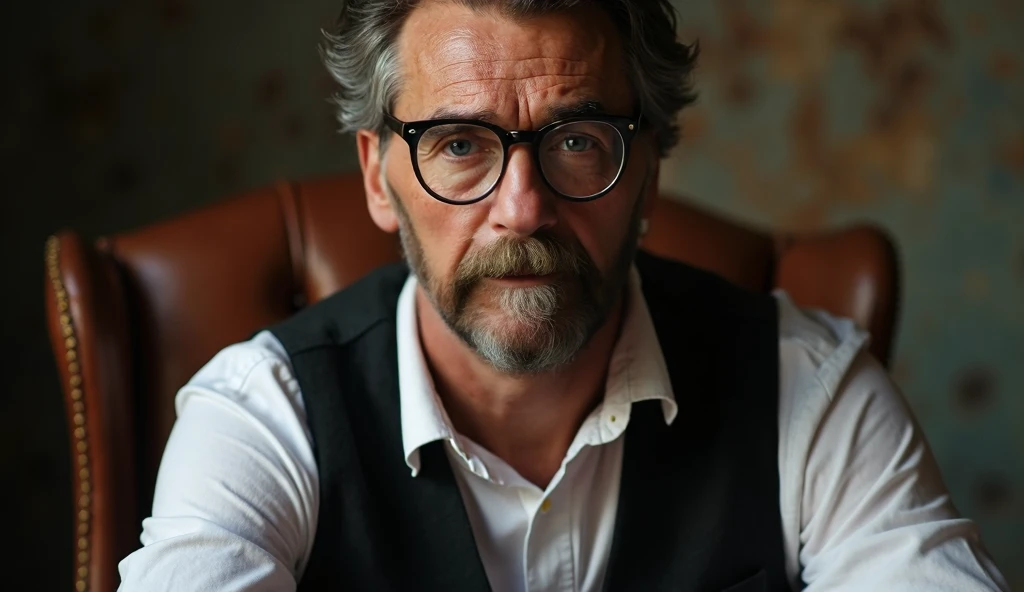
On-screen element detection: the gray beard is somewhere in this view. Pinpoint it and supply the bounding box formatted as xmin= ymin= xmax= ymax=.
xmin=458 ymin=282 xmax=589 ymax=374
xmin=385 ymin=182 xmax=645 ymax=375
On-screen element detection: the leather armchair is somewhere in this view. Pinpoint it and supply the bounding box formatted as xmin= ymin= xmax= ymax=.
xmin=44 ymin=172 xmax=899 ymax=592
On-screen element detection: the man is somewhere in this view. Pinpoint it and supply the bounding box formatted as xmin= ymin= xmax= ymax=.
xmin=118 ymin=0 xmax=1007 ymax=590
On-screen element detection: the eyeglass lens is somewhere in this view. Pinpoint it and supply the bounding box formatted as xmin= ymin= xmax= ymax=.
xmin=414 ymin=121 xmax=625 ymax=202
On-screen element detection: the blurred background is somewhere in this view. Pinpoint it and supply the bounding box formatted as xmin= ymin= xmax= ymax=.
xmin=1 ymin=0 xmax=1020 ymax=589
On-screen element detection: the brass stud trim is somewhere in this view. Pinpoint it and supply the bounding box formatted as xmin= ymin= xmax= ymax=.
xmin=47 ymin=236 xmax=91 ymax=592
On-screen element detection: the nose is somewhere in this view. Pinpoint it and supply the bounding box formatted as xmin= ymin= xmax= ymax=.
xmin=487 ymin=145 xmax=557 ymax=237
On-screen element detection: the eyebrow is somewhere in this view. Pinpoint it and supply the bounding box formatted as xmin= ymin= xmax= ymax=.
xmin=424 ymin=99 xmax=609 ymax=127
xmin=426 ymin=106 xmax=500 ymax=121
xmin=546 ymin=100 xmax=608 ymax=122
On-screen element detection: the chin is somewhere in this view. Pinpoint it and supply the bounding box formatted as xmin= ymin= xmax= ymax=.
xmin=455 ymin=299 xmax=592 ymax=375
xmin=463 ymin=298 xmax=553 ymax=340
xmin=469 ymin=328 xmax=575 ymax=375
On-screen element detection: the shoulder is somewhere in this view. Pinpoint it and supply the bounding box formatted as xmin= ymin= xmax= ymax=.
xmin=182 ymin=330 xmax=296 ymax=408
xmin=772 ymin=291 xmax=909 ymax=448
xmin=774 ymin=290 xmax=871 ymax=398
xmin=178 ymin=330 xmax=311 ymax=449
xmin=773 ymin=289 xmax=879 ymax=480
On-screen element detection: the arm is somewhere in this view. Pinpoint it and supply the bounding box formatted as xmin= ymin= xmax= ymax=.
xmin=798 ymin=350 xmax=1007 ymax=591
xmin=117 ymin=332 xmax=318 ymax=591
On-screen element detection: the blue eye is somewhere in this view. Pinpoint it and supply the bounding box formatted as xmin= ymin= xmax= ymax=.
xmin=561 ymin=136 xmax=592 ymax=152
xmin=447 ymin=140 xmax=474 ymax=156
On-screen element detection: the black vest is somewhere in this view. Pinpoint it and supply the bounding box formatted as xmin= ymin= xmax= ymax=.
xmin=271 ymin=251 xmax=789 ymax=591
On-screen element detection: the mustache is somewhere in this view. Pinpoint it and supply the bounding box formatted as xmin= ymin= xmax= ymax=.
xmin=453 ymin=233 xmax=592 ymax=290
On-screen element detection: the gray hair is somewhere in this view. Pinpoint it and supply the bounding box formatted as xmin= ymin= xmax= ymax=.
xmin=321 ymin=0 xmax=699 ymax=157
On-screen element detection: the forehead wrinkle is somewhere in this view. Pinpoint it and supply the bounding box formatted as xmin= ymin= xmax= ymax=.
xmin=433 ymin=72 xmax=596 ymax=96
xmin=399 ymin=3 xmax=627 ymax=122
xmin=522 ymin=85 xmax=599 ymax=116
xmin=435 ymin=56 xmax=594 ymax=89
xmin=437 ymin=56 xmax=594 ymax=75
xmin=431 ymin=77 xmax=604 ymax=128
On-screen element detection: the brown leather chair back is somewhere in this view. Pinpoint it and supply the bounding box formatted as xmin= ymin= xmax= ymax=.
xmin=44 ymin=172 xmax=899 ymax=592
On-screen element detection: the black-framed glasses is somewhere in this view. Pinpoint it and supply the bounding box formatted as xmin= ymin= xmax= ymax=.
xmin=383 ymin=111 xmax=641 ymax=205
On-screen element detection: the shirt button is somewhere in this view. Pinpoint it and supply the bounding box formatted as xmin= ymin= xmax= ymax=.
xmin=540 ymin=498 xmax=552 ymax=513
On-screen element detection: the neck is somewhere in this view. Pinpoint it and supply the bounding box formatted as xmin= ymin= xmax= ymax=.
xmin=416 ymin=286 xmax=625 ymax=489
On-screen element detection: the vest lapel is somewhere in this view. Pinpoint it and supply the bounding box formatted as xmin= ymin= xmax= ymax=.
xmin=400 ymin=441 xmax=493 ymax=590
xmin=601 ymin=252 xmax=785 ymax=591
xmin=360 ymin=327 xmax=492 ymax=590
xmin=600 ymin=328 xmax=721 ymax=591
xmin=287 ymin=311 xmax=491 ymax=591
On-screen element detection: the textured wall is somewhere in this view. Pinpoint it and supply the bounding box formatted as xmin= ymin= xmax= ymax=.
xmin=1 ymin=0 xmax=1019 ymax=589
xmin=661 ymin=0 xmax=1023 ymax=583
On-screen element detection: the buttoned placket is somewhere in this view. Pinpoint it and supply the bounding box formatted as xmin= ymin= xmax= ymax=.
xmin=446 ymin=395 xmax=634 ymax=592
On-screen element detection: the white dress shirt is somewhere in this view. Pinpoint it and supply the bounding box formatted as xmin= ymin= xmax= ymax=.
xmin=118 ymin=269 xmax=1008 ymax=591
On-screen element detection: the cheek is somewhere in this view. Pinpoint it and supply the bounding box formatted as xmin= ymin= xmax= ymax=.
xmin=404 ymin=192 xmax=481 ymax=279
xmin=561 ymin=190 xmax=641 ymax=272
xmin=388 ymin=146 xmax=491 ymax=281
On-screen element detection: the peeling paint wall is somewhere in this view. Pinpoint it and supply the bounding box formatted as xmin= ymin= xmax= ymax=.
xmin=663 ymin=0 xmax=1024 ymax=583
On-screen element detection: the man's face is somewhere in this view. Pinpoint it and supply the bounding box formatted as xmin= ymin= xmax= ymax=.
xmin=374 ymin=1 xmax=655 ymax=373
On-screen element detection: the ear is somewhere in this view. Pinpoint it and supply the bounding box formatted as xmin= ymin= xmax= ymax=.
xmin=357 ymin=129 xmax=399 ymax=233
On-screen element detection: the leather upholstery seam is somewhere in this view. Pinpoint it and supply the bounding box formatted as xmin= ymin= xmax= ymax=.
xmin=46 ymin=236 xmax=93 ymax=592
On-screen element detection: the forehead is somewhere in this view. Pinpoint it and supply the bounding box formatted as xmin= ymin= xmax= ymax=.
xmin=394 ymin=1 xmax=632 ymax=125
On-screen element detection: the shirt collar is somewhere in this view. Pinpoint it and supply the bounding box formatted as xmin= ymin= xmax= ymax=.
xmin=397 ymin=266 xmax=677 ymax=477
